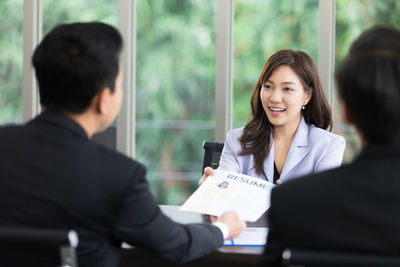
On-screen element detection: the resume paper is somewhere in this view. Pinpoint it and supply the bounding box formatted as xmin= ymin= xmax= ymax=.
xmin=180 ymin=170 xmax=275 ymax=222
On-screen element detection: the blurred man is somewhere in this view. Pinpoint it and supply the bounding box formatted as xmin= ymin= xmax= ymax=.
xmin=0 ymin=22 xmax=245 ymax=267
xmin=260 ymin=26 xmax=400 ymax=266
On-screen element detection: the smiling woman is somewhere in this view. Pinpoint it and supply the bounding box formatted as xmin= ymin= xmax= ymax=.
xmin=260 ymin=65 xmax=312 ymax=130
xmin=204 ymin=49 xmax=346 ymax=185
xmin=260 ymin=65 xmax=312 ymax=173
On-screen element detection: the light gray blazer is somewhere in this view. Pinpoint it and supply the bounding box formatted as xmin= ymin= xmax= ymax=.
xmin=218 ymin=117 xmax=346 ymax=183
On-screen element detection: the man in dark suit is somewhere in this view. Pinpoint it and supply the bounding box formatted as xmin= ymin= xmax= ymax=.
xmin=0 ymin=22 xmax=245 ymax=267
xmin=260 ymin=26 xmax=400 ymax=266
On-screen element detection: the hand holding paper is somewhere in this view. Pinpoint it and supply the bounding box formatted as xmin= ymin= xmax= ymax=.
xmin=198 ymin=166 xmax=215 ymax=186
xmin=181 ymin=170 xmax=275 ymax=222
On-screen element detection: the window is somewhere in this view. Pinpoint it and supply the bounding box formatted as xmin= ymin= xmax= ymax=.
xmin=42 ymin=0 xmax=118 ymax=150
xmin=136 ymin=0 xmax=217 ymax=204
xmin=42 ymin=0 xmax=117 ymax=34
xmin=18 ymin=0 xmax=399 ymax=205
xmin=0 ymin=0 xmax=23 ymax=124
xmin=233 ymin=0 xmax=319 ymax=127
xmin=334 ymin=0 xmax=400 ymax=162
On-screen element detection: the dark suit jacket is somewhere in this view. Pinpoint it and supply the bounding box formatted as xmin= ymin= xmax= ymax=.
xmin=260 ymin=145 xmax=400 ymax=266
xmin=0 ymin=112 xmax=223 ymax=267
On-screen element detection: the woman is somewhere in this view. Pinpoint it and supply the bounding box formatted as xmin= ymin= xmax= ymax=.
xmin=201 ymin=49 xmax=345 ymax=185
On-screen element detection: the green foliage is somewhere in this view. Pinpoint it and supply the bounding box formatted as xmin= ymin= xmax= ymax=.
xmin=42 ymin=0 xmax=117 ymax=34
xmin=136 ymin=0 xmax=216 ymax=204
xmin=0 ymin=0 xmax=23 ymax=123
xmin=335 ymin=0 xmax=400 ymax=69
xmin=0 ymin=0 xmax=117 ymax=124
xmin=233 ymin=0 xmax=319 ymax=123
xmin=334 ymin=0 xmax=400 ymax=163
xmin=2 ymin=0 xmax=400 ymax=204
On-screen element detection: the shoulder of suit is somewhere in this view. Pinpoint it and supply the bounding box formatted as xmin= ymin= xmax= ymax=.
xmin=0 ymin=124 xmax=22 ymax=133
xmin=225 ymin=127 xmax=245 ymax=147
xmin=227 ymin=127 xmax=244 ymax=137
xmin=274 ymin=162 xmax=351 ymax=198
xmin=307 ymin=123 xmax=345 ymax=144
xmin=89 ymin=141 xmax=146 ymax=172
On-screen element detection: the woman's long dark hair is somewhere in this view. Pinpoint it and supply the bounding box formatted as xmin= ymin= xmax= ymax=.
xmin=239 ymin=49 xmax=332 ymax=175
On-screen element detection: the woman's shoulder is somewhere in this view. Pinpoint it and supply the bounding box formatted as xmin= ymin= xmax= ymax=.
xmin=226 ymin=127 xmax=244 ymax=137
xmin=307 ymin=124 xmax=345 ymax=145
xmin=225 ymin=127 xmax=244 ymax=147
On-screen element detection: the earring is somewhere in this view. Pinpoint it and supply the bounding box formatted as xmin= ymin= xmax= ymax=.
xmin=302 ymin=105 xmax=305 ymax=110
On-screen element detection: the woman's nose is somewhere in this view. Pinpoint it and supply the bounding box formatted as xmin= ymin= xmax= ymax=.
xmin=270 ymin=89 xmax=282 ymax=102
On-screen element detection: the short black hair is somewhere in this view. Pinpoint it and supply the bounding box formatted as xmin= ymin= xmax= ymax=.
xmin=336 ymin=26 xmax=400 ymax=144
xmin=32 ymin=22 xmax=123 ymax=113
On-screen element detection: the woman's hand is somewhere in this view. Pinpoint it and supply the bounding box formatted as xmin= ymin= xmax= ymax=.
xmin=198 ymin=166 xmax=216 ymax=186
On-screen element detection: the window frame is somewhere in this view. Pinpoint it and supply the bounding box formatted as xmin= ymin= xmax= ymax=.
xmin=22 ymin=0 xmax=336 ymax=155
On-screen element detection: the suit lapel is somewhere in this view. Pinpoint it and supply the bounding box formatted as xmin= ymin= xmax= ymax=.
xmin=280 ymin=117 xmax=311 ymax=180
xmin=263 ymin=135 xmax=275 ymax=183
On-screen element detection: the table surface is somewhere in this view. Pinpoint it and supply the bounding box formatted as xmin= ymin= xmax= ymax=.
xmin=159 ymin=205 xmax=269 ymax=226
xmin=119 ymin=205 xmax=267 ymax=267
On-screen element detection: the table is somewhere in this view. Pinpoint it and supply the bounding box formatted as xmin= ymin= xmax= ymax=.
xmin=118 ymin=205 xmax=267 ymax=267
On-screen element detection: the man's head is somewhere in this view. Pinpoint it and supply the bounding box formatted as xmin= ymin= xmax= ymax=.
xmin=337 ymin=26 xmax=400 ymax=145
xmin=32 ymin=22 xmax=123 ymax=114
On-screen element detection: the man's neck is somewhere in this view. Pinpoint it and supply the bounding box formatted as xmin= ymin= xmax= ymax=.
xmin=64 ymin=111 xmax=101 ymax=139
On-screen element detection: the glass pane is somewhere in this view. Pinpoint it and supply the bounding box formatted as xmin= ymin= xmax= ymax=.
xmin=335 ymin=0 xmax=400 ymax=163
xmin=0 ymin=0 xmax=23 ymax=124
xmin=233 ymin=0 xmax=319 ymax=126
xmin=43 ymin=0 xmax=118 ymax=34
xmin=136 ymin=0 xmax=216 ymax=204
xmin=42 ymin=0 xmax=118 ymax=149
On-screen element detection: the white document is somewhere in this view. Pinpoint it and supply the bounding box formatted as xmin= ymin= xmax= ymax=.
xmin=180 ymin=170 xmax=275 ymax=222
xmin=224 ymin=227 xmax=268 ymax=246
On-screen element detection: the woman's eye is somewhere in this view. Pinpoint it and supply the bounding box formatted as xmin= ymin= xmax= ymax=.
xmin=262 ymin=84 xmax=272 ymax=90
xmin=283 ymin=87 xmax=293 ymax=92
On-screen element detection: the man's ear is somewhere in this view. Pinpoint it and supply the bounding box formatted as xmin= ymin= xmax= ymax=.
xmin=342 ymin=101 xmax=355 ymax=124
xmin=96 ymin=88 xmax=111 ymax=114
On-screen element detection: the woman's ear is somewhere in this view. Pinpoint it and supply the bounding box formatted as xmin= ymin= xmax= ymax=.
xmin=304 ymin=89 xmax=312 ymax=105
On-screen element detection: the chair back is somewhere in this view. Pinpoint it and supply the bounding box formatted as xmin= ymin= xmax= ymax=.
xmin=0 ymin=227 xmax=79 ymax=267
xmin=202 ymin=141 xmax=224 ymax=174
xmin=282 ymin=248 xmax=400 ymax=267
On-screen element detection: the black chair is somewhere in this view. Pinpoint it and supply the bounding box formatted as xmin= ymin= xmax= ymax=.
xmin=202 ymin=141 xmax=224 ymax=174
xmin=281 ymin=248 xmax=400 ymax=267
xmin=0 ymin=227 xmax=79 ymax=267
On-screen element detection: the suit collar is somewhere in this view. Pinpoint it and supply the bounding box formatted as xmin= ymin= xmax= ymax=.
xmin=264 ymin=135 xmax=275 ymax=182
xmin=356 ymin=144 xmax=400 ymax=162
xmin=30 ymin=111 xmax=89 ymax=140
xmin=264 ymin=116 xmax=311 ymax=181
xmin=280 ymin=116 xmax=311 ymax=178
xmin=291 ymin=116 xmax=309 ymax=147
